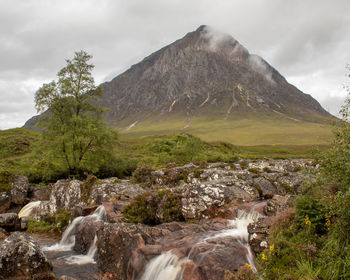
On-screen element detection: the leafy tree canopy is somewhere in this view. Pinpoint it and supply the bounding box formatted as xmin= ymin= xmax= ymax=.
xmin=34 ymin=50 xmax=117 ymax=176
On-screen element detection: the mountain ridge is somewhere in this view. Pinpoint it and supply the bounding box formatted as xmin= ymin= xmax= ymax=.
xmin=24 ymin=25 xmax=333 ymax=145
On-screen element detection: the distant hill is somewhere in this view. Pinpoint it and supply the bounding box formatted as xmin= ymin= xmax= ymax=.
xmin=24 ymin=25 xmax=334 ymax=145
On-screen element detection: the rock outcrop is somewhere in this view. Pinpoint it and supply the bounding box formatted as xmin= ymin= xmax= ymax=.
xmin=0 ymin=232 xmax=55 ymax=280
xmin=96 ymin=214 xmax=258 ymax=280
xmin=0 ymin=213 xmax=20 ymax=232
xmin=0 ymin=175 xmax=29 ymax=214
xmin=143 ymin=159 xmax=312 ymax=220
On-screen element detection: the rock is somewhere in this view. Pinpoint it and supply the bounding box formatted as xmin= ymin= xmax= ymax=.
xmin=0 ymin=228 xmax=7 ymax=242
xmin=71 ymin=205 xmax=99 ymax=221
xmin=96 ymin=222 xmax=170 ymax=279
xmin=253 ymin=177 xmax=277 ymax=198
xmin=74 ymin=219 xmax=104 ymax=254
xmin=0 ymin=192 xmax=11 ymax=213
xmin=29 ymin=185 xmax=51 ymax=201
xmin=97 ymin=218 xmax=255 ymax=280
xmin=10 ymin=175 xmax=29 ymax=205
xmin=90 ymin=178 xmax=145 ymax=205
xmin=0 ymin=232 xmax=55 ymax=280
xmin=265 ymin=195 xmax=294 ymax=216
xmin=20 ymin=217 xmax=29 ymax=230
xmin=50 ymin=179 xmax=84 ymax=213
xmin=59 ymin=276 xmax=77 ymax=280
xmin=0 ymin=213 xmax=20 ymax=231
xmin=248 ymin=217 xmax=271 ymax=255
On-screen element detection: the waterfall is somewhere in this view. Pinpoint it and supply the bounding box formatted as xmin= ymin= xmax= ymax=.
xmin=139 ymin=208 xmax=260 ymax=279
xmin=139 ymin=251 xmax=185 ymax=280
xmin=18 ymin=201 xmax=42 ymax=218
xmin=43 ymin=205 xmax=106 ymax=264
xmin=64 ymin=235 xmax=98 ymax=265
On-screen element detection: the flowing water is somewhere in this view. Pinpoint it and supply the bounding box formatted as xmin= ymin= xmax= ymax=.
xmin=139 ymin=207 xmax=262 ymax=280
xmin=30 ymin=205 xmax=107 ymax=279
xmin=26 ymin=202 xmax=261 ymax=280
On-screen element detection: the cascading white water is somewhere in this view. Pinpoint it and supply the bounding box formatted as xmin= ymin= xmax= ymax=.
xmin=43 ymin=205 xmax=106 ymax=264
xmin=139 ymin=209 xmax=261 ymax=280
xmin=64 ymin=235 xmax=98 ymax=265
xmin=18 ymin=201 xmax=42 ymax=218
xmin=139 ymin=251 xmax=185 ymax=280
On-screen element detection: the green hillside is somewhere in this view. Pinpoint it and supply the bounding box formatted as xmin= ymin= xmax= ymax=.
xmin=120 ymin=115 xmax=334 ymax=146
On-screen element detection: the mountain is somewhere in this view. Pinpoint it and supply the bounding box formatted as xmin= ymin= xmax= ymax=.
xmin=24 ymin=25 xmax=333 ymax=145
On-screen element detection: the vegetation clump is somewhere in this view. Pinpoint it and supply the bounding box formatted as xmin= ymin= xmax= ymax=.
xmin=258 ymin=67 xmax=350 ymax=279
xmin=0 ymin=170 xmax=13 ymax=192
xmin=27 ymin=210 xmax=71 ymax=233
xmin=123 ymin=189 xmax=184 ymax=225
xmin=81 ymin=174 xmax=99 ymax=204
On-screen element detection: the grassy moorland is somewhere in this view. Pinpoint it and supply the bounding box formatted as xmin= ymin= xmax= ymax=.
xmin=120 ymin=115 xmax=334 ymax=146
xmin=0 ymin=124 xmax=331 ymax=184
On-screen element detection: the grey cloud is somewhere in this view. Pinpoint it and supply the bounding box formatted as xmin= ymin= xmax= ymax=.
xmin=0 ymin=0 xmax=349 ymax=129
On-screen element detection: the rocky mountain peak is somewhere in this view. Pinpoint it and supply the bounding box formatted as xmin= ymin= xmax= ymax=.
xmin=24 ymin=25 xmax=331 ymax=132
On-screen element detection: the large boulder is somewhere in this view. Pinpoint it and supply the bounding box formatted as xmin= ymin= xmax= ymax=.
xmin=0 ymin=232 xmax=56 ymax=280
xmin=29 ymin=185 xmax=51 ymax=201
xmin=0 ymin=213 xmax=20 ymax=232
xmin=90 ymin=178 xmax=145 ymax=204
xmin=73 ymin=219 xmax=104 ymax=255
xmin=96 ymin=222 xmax=170 ymax=278
xmin=10 ymin=175 xmax=29 ymax=205
xmin=0 ymin=192 xmax=11 ymax=213
xmin=49 ymin=179 xmax=84 ymax=213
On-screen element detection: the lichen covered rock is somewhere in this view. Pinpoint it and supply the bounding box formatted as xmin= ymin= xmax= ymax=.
xmin=0 ymin=232 xmax=55 ymax=279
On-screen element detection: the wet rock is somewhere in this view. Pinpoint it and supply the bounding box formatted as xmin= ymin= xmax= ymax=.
xmin=97 ymin=218 xmax=255 ymax=280
xmin=74 ymin=219 xmax=104 ymax=254
xmin=0 ymin=232 xmax=54 ymax=280
xmin=96 ymin=222 xmax=170 ymax=279
xmin=0 ymin=213 xmax=20 ymax=231
xmin=71 ymin=205 xmax=99 ymax=221
xmin=10 ymin=175 xmax=29 ymax=205
xmin=0 ymin=192 xmax=11 ymax=213
xmin=248 ymin=217 xmax=271 ymax=254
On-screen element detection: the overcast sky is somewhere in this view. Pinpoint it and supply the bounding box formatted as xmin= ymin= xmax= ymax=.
xmin=1 ymin=0 xmax=349 ymax=129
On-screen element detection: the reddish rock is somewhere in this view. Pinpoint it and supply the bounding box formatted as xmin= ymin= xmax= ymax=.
xmin=71 ymin=205 xmax=99 ymax=221
xmin=74 ymin=219 xmax=104 ymax=254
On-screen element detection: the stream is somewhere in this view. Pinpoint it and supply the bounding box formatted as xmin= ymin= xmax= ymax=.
xmin=27 ymin=203 xmax=262 ymax=280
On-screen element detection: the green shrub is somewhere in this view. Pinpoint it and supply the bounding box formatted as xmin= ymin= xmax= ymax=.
xmin=27 ymin=210 xmax=71 ymax=232
xmin=123 ymin=190 xmax=184 ymax=225
xmin=131 ymin=165 xmax=154 ymax=185
xmin=248 ymin=167 xmax=260 ymax=174
xmin=295 ymin=195 xmax=326 ymax=234
xmin=0 ymin=170 xmax=13 ymax=192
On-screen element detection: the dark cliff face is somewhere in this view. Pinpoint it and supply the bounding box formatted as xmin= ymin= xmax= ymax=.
xmin=98 ymin=25 xmax=330 ymax=126
xmin=24 ymin=25 xmax=331 ymax=130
